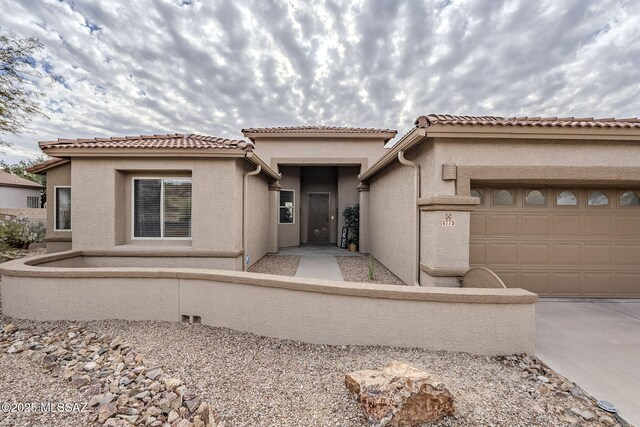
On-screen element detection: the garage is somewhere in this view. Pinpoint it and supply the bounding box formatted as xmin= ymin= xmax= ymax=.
xmin=469 ymin=186 xmax=640 ymax=297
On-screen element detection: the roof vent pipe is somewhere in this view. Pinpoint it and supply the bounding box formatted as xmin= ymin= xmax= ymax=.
xmin=243 ymin=163 xmax=262 ymax=271
xmin=398 ymin=150 xmax=420 ymax=286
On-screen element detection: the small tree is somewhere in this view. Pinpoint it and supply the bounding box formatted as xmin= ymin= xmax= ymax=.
xmin=342 ymin=204 xmax=359 ymax=246
xmin=0 ymin=32 xmax=47 ymax=148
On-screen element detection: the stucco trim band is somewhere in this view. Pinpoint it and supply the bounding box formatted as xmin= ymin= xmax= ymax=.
xmin=418 ymin=195 xmax=479 ymax=211
xmin=456 ymin=165 xmax=640 ymax=196
xmin=420 ymin=263 xmax=468 ymax=278
xmin=2 ymin=252 xmax=538 ymax=304
xmin=44 ymin=236 xmax=72 ymax=243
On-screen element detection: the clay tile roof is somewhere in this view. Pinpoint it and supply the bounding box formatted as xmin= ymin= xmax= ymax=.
xmin=25 ymin=157 xmax=69 ymax=174
xmin=38 ymin=133 xmax=254 ymax=152
xmin=0 ymin=170 xmax=42 ymax=188
xmin=415 ymin=114 xmax=640 ymax=128
xmin=241 ymin=125 xmax=397 ymax=136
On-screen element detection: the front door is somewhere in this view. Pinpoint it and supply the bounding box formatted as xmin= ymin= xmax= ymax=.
xmin=308 ymin=192 xmax=330 ymax=243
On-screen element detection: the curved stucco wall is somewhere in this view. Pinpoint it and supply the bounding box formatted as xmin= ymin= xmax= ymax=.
xmin=0 ymin=252 xmax=537 ymax=356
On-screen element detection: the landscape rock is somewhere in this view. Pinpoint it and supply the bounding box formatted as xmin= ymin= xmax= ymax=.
xmin=345 ymin=361 xmax=455 ymax=427
xmin=3 ymin=323 xmax=17 ymax=334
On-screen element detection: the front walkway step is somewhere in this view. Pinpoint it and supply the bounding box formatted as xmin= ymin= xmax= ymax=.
xmin=294 ymin=255 xmax=344 ymax=281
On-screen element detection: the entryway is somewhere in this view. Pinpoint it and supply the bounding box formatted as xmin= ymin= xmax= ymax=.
xmin=307 ymin=192 xmax=331 ymax=243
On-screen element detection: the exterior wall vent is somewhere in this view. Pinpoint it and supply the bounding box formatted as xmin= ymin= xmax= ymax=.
xmin=442 ymin=164 xmax=457 ymax=180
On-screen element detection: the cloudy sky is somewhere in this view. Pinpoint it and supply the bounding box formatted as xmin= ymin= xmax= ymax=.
xmin=1 ymin=0 xmax=639 ymax=162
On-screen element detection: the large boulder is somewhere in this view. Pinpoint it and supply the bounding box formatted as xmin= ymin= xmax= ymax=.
xmin=345 ymin=361 xmax=455 ymax=427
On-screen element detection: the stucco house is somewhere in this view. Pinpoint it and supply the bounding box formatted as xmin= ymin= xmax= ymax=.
xmin=0 ymin=170 xmax=42 ymax=209
xmin=27 ymin=114 xmax=640 ymax=298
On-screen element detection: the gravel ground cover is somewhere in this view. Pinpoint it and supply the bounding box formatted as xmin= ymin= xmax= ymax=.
xmin=247 ymin=255 xmax=301 ymax=276
xmin=336 ymin=254 xmax=406 ymax=285
xmin=0 ymin=316 xmax=626 ymax=427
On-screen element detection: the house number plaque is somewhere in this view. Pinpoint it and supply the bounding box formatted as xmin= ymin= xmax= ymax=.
xmin=442 ymin=213 xmax=455 ymax=227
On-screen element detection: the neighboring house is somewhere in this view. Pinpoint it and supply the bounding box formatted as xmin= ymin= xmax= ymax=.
xmin=28 ymin=115 xmax=640 ymax=298
xmin=0 ymin=170 xmax=43 ymax=209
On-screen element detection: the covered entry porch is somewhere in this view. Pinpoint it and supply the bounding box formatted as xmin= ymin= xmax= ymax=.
xmin=276 ymin=165 xmax=361 ymax=248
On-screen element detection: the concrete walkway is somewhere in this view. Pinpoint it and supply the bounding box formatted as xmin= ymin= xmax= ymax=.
xmin=294 ymin=255 xmax=345 ymax=281
xmin=536 ymin=299 xmax=640 ymax=426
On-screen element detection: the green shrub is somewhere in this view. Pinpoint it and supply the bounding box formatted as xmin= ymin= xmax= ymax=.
xmin=342 ymin=204 xmax=359 ymax=246
xmin=0 ymin=216 xmax=46 ymax=248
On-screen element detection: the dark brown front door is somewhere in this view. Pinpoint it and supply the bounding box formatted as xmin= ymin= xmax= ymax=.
xmin=308 ymin=192 xmax=330 ymax=243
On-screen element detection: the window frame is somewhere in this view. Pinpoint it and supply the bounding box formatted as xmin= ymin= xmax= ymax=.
xmin=555 ymin=189 xmax=579 ymax=207
xmin=54 ymin=186 xmax=72 ymax=232
xmin=586 ymin=189 xmax=610 ymax=208
xmin=491 ymin=188 xmax=517 ymax=208
xmin=278 ymin=189 xmax=295 ymax=225
xmin=523 ymin=188 xmax=548 ymax=207
xmin=618 ymin=189 xmax=640 ymax=208
xmin=27 ymin=195 xmax=40 ymax=209
xmin=131 ymin=177 xmax=192 ymax=240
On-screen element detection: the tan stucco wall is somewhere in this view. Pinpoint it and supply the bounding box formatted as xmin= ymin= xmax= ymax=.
xmin=0 ymin=252 xmax=537 ymax=356
xmin=253 ymin=137 xmax=387 ymax=172
xmin=244 ymin=161 xmax=271 ymax=267
xmin=368 ymin=157 xmax=415 ymax=285
xmin=278 ymin=166 xmax=301 ymax=247
xmin=420 ymin=138 xmax=640 ymax=196
xmin=44 ymin=162 xmax=72 ymax=252
xmin=337 ymin=167 xmax=360 ymax=245
xmin=70 ymin=158 xmax=243 ymax=256
xmin=300 ymin=167 xmax=338 ymax=244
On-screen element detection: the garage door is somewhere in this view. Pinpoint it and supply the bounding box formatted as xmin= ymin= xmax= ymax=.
xmin=469 ymin=187 xmax=640 ymax=297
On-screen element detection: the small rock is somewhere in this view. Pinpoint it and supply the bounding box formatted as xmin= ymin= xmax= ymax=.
xmin=578 ymin=410 xmax=595 ymax=421
xmin=97 ymin=402 xmax=117 ymax=423
xmin=184 ymin=396 xmax=202 ymax=412
xmin=175 ymin=420 xmax=193 ymax=427
xmin=71 ymin=374 xmax=91 ymax=387
xmin=83 ymin=361 xmax=97 ymax=371
xmin=599 ymin=415 xmax=617 ymax=426
xmin=134 ymin=390 xmax=150 ymax=400
xmin=145 ymin=367 xmax=163 ymax=380
xmin=163 ymin=377 xmax=182 ymax=390
xmin=537 ymin=375 xmax=550 ymax=383
xmin=7 ymin=341 xmax=24 ymax=354
xmin=167 ymin=410 xmax=180 ymax=423
xmin=3 ymin=324 xmax=17 ymax=334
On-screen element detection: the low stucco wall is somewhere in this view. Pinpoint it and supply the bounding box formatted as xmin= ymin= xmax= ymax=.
xmin=0 ymin=252 xmax=538 ymax=355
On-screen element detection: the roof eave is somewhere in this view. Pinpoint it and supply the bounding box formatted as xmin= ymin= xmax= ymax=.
xmin=40 ymin=147 xmax=252 ymax=157
xmin=26 ymin=158 xmax=70 ymax=175
xmin=241 ymin=131 xmax=398 ymax=143
xmin=423 ymin=123 xmax=640 ymax=140
xmin=245 ymin=152 xmax=282 ymax=181
xmin=359 ymin=127 xmax=427 ymax=182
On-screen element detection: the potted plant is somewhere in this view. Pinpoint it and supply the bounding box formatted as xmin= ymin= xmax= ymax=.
xmin=343 ymin=204 xmax=359 ymax=252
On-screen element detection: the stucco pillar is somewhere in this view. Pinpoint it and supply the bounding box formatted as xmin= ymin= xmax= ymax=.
xmin=268 ymin=181 xmax=281 ymax=253
xmin=418 ymin=195 xmax=479 ymax=287
xmin=358 ymin=182 xmax=370 ymax=254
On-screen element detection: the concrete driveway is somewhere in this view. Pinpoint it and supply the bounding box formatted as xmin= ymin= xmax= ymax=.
xmin=536 ymin=299 xmax=640 ymax=426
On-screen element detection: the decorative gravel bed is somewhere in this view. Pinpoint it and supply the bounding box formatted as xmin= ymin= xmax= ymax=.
xmin=247 ymin=255 xmax=301 ymax=276
xmin=0 ymin=317 xmax=623 ymax=427
xmin=336 ymin=254 xmax=406 ymax=285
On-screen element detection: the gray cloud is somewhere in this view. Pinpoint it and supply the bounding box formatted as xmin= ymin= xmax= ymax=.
xmin=0 ymin=0 xmax=639 ymax=161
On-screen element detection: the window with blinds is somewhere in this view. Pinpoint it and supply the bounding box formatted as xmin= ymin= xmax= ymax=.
xmin=279 ymin=189 xmax=294 ymax=224
xmin=55 ymin=187 xmax=71 ymax=230
xmin=133 ymin=178 xmax=191 ymax=238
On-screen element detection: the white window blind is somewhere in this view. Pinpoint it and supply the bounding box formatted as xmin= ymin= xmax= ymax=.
xmin=133 ymin=178 xmax=191 ymax=238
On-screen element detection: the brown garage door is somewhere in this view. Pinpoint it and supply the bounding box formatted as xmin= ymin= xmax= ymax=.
xmin=469 ymin=187 xmax=640 ymax=297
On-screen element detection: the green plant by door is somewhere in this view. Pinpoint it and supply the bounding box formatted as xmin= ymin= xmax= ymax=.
xmin=342 ymin=204 xmax=359 ymax=247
